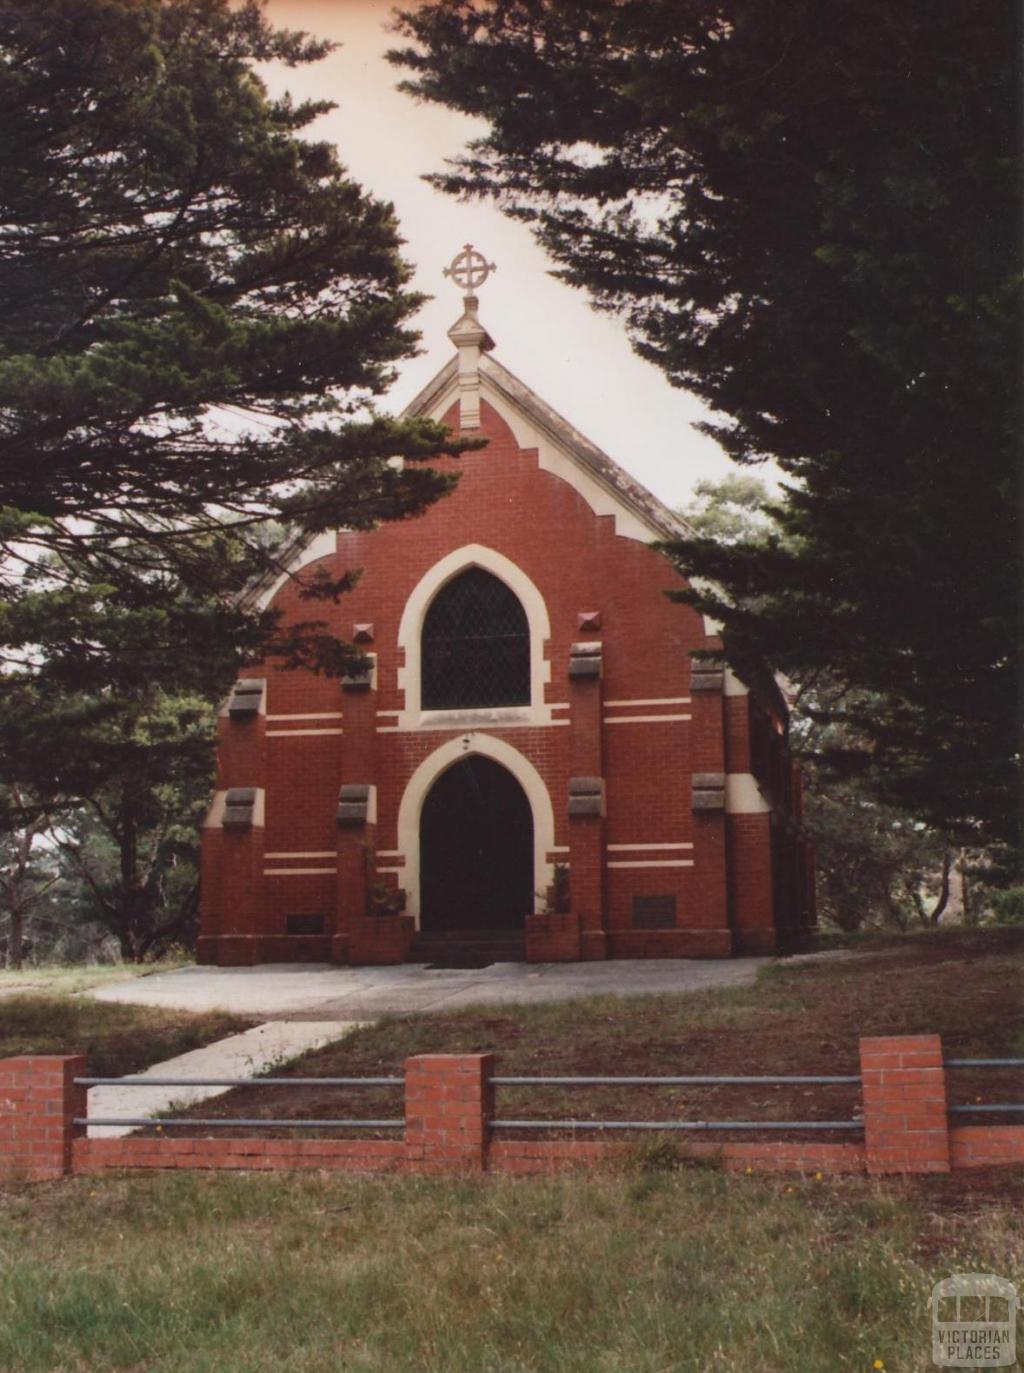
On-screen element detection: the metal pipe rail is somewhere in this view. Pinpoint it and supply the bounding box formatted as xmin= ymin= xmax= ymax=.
xmin=494 ymin=1119 xmax=864 ymax=1132
xmin=945 ymin=1059 xmax=1024 ymax=1068
xmin=944 ymin=1059 xmax=1022 ymax=1116
xmin=74 ymin=1075 xmax=404 ymax=1131
xmin=492 ymin=1074 xmax=859 ymax=1086
xmin=948 ymin=1105 xmax=1024 ymax=1115
xmin=75 ymin=1077 xmax=402 ymax=1088
xmin=75 ymin=1072 xmax=865 ymax=1134
xmin=75 ymin=1118 xmax=403 ymax=1130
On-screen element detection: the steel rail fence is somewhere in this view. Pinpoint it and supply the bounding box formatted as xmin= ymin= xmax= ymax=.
xmin=71 ymin=1058 xmax=1020 ymax=1133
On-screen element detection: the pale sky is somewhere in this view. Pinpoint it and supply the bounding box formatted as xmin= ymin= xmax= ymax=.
xmin=261 ymin=0 xmax=735 ymax=509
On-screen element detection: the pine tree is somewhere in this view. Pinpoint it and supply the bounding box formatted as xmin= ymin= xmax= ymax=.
xmin=681 ymin=476 xmax=953 ymax=931
xmin=46 ymin=688 xmax=219 ymax=962
xmin=0 ymin=0 xmax=470 ymax=802
xmin=391 ymin=0 xmax=1020 ymax=853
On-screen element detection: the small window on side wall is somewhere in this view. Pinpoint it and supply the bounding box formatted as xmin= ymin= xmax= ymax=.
xmin=421 ymin=567 xmax=530 ymax=709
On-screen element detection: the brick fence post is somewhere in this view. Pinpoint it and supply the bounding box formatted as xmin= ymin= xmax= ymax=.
xmin=859 ymin=1035 xmax=950 ymax=1174
xmin=404 ymin=1054 xmax=494 ymax=1174
xmin=0 ymin=1056 xmax=87 ymax=1181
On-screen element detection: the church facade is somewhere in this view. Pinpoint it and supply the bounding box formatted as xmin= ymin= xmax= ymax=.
xmin=198 ymin=267 xmax=815 ymax=967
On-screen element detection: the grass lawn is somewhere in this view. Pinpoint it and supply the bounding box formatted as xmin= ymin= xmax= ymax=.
xmin=0 ymin=956 xmax=191 ymax=996
xmin=0 ymin=1166 xmax=1021 ymax=1372
xmin=0 ymin=989 xmax=253 ymax=1078
xmin=160 ymin=928 xmax=1023 ymax=1137
xmin=2 ymin=932 xmax=1021 ymax=1371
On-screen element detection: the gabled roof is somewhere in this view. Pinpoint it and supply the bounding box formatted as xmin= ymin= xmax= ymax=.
xmin=404 ymin=352 xmax=699 ymax=546
xmin=249 ymin=317 xmax=702 ymax=614
xmin=403 ymin=341 xmax=793 ymax=722
xmin=242 ymin=317 xmax=791 ymax=723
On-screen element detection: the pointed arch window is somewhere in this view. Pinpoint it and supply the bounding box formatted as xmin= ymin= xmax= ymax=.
xmin=421 ymin=568 xmax=530 ymax=709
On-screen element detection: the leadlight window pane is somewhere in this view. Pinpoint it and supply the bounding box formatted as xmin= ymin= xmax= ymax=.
xmin=422 ymin=568 xmax=530 ymax=708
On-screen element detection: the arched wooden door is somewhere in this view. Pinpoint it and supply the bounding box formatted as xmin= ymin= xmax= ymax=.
xmin=419 ymin=755 xmax=534 ymax=933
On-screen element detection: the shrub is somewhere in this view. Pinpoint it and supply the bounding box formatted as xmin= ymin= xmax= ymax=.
xmin=990 ymin=886 xmax=1024 ymax=926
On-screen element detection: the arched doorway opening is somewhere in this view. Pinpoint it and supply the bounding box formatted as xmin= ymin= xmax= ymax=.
xmin=419 ymin=755 xmax=534 ymax=934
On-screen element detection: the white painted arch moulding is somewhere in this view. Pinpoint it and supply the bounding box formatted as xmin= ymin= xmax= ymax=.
xmin=394 ymin=543 xmax=553 ymax=730
xmin=394 ymin=733 xmax=556 ymax=926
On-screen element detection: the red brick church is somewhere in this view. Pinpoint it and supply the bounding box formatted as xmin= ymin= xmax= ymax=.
xmin=198 ymin=249 xmax=815 ymax=967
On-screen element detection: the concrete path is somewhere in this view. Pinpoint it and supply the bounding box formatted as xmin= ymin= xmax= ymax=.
xmin=87 ymin=957 xmax=767 ymax=1020
xmin=87 ymin=1020 xmax=364 ymax=1139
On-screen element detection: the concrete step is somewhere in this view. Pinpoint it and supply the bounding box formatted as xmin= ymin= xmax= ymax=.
xmin=409 ymin=929 xmax=526 ymax=968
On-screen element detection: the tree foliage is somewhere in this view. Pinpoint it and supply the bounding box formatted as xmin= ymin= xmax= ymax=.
xmin=682 ymin=476 xmax=954 ymax=932
xmin=679 ymin=474 xmax=775 ymax=547
xmin=391 ymin=0 xmax=1020 ymax=853
xmin=48 ymin=688 xmax=217 ymax=961
xmin=0 ymin=542 xmax=245 ymax=958
xmin=0 ymin=788 xmax=61 ymax=968
xmin=0 ymin=0 xmax=471 ymax=805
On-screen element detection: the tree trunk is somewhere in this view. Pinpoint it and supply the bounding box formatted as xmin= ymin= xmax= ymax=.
xmin=138 ymin=880 xmax=198 ymax=961
xmin=925 ymin=850 xmax=953 ymax=926
xmin=8 ymin=905 xmax=24 ymax=971
xmin=118 ymin=801 xmax=147 ymax=961
xmin=884 ymin=891 xmax=908 ymax=931
xmin=6 ymin=809 xmax=37 ymax=970
xmin=959 ymin=851 xmax=976 ymax=926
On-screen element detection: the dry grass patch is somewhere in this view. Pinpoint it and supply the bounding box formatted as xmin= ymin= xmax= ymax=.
xmin=0 ymin=957 xmax=190 ymax=995
xmin=0 ymin=995 xmax=254 ymax=1078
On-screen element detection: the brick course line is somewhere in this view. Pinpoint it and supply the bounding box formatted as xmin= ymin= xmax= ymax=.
xmin=603 ymin=714 xmax=692 ymax=724
xmin=377 ymin=720 xmax=571 ymax=734
xmin=607 ymin=859 xmax=695 ymax=869
xmin=603 ymin=697 xmax=692 ymax=707
xmin=607 ymin=842 xmax=694 ymax=851
xmin=265 ymin=713 xmax=343 ymax=721
xmin=263 ymin=867 xmax=337 ymax=876
xmin=263 ymin=851 xmax=335 ymax=859
xmin=265 ymin=728 xmax=343 ymax=738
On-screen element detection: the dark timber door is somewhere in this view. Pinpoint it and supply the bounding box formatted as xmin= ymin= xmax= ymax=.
xmin=419 ymin=756 xmax=534 ymax=933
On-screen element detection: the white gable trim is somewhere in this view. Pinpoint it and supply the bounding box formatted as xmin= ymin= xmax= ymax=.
xmin=417 ymin=369 xmax=673 ymax=546
xmin=252 ymin=347 xmax=726 ymax=657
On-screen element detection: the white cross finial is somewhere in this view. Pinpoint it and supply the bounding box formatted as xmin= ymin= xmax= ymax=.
xmin=443 ymin=243 xmax=496 ymax=293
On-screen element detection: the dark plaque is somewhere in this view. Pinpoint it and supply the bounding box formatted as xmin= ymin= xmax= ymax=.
xmin=286 ymin=913 xmax=325 ymax=936
xmin=632 ymin=895 xmax=677 ymax=929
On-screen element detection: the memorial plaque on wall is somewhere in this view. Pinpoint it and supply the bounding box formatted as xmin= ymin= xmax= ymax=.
xmin=632 ymin=895 xmax=677 ymax=929
xmin=286 ymin=913 xmax=326 ymax=936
